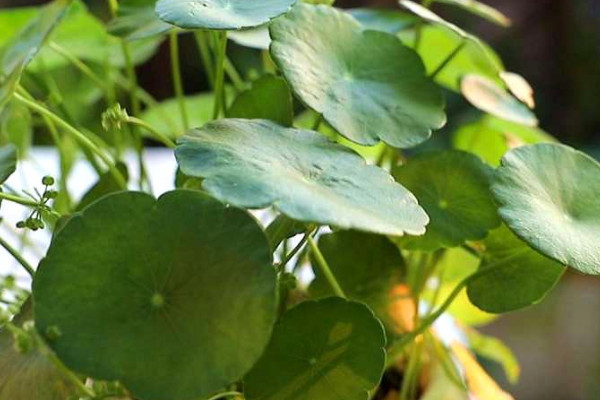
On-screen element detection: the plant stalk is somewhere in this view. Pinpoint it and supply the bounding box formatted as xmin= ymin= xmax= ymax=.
xmin=170 ymin=32 xmax=190 ymax=131
xmin=194 ymin=31 xmax=215 ymax=88
xmin=126 ymin=117 xmax=176 ymax=149
xmin=307 ymin=236 xmax=346 ymax=298
xmin=212 ymin=31 xmax=228 ymax=119
xmin=0 ymin=235 xmax=35 ymax=277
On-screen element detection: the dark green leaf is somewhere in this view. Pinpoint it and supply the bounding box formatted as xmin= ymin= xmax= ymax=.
xmin=156 ymin=0 xmax=297 ymax=30
xmin=0 ymin=0 xmax=70 ymax=111
xmin=467 ymin=225 xmax=565 ymax=312
xmin=176 ymin=119 xmax=429 ymax=236
xmin=33 ymin=190 xmax=277 ymax=400
xmin=266 ymin=214 xmax=306 ymax=250
xmin=108 ymin=0 xmax=173 ymax=41
xmin=491 ymin=143 xmax=600 ymax=275
xmin=309 ymin=231 xmax=405 ymax=337
xmin=270 ymin=3 xmax=446 ymax=148
xmin=244 ymin=297 xmax=386 ymax=400
xmin=75 ymin=163 xmax=129 ymax=211
xmin=393 ymin=150 xmax=500 ymax=251
xmin=0 ymin=300 xmax=78 ymax=400
xmin=0 ymin=144 xmax=17 ymax=185
xmin=228 ymin=75 xmax=293 ymax=127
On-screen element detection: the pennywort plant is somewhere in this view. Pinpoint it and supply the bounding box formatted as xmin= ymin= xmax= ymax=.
xmin=0 ymin=0 xmax=598 ymax=399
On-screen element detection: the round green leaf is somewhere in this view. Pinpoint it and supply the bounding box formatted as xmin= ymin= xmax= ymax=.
xmin=461 ymin=74 xmax=538 ymax=126
xmin=228 ymin=75 xmax=293 ymax=126
xmin=393 ymin=150 xmax=500 ymax=251
xmin=0 ymin=144 xmax=17 ymax=185
xmin=0 ymin=300 xmax=78 ymax=400
xmin=309 ymin=231 xmax=405 ymax=336
xmin=348 ymin=8 xmax=416 ymax=33
xmin=156 ymin=0 xmax=297 ymax=30
xmin=244 ymin=297 xmax=386 ymax=400
xmin=269 ymin=3 xmax=446 ymax=148
xmin=108 ymin=0 xmax=173 ymax=41
xmin=33 ymin=190 xmax=277 ymax=400
xmin=176 ymin=119 xmax=429 ymax=236
xmin=467 ymin=225 xmax=565 ymax=312
xmin=491 ymin=143 xmax=600 ymax=275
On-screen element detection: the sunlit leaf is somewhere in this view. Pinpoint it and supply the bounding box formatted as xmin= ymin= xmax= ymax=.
xmin=452 ymin=115 xmax=555 ymax=166
xmin=309 ymin=231 xmax=406 ymax=338
xmin=499 ymin=71 xmax=535 ymax=109
xmin=228 ymin=75 xmax=293 ymax=126
xmin=156 ymin=0 xmax=297 ymax=30
xmin=393 ymin=150 xmax=500 ymax=251
xmin=491 ymin=143 xmax=600 ymax=275
xmin=244 ymin=297 xmax=386 ymax=400
xmin=228 ymin=25 xmax=270 ymax=49
xmin=465 ymin=329 xmax=520 ymax=384
xmin=176 ymin=119 xmax=429 ymax=236
xmin=0 ymin=144 xmax=17 ymax=185
xmin=467 ymin=225 xmax=565 ymax=313
xmin=33 ymin=190 xmax=277 ymax=400
xmin=270 ymin=3 xmax=446 ymax=148
xmin=0 ymin=0 xmax=70 ymax=111
xmin=461 ymin=74 xmax=538 ymax=126
xmin=0 ymin=301 xmax=79 ymax=400
xmin=108 ymin=0 xmax=173 ymax=41
xmin=436 ymin=0 xmax=511 ymax=27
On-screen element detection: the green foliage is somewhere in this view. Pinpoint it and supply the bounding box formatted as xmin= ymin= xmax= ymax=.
xmin=0 ymin=1 xmax=598 ymax=399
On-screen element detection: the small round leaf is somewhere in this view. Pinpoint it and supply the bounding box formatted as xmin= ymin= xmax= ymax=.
xmin=393 ymin=150 xmax=500 ymax=251
xmin=33 ymin=190 xmax=277 ymax=400
xmin=156 ymin=0 xmax=297 ymax=30
xmin=244 ymin=297 xmax=387 ymax=400
xmin=491 ymin=143 xmax=600 ymax=275
xmin=269 ymin=3 xmax=446 ymax=148
xmin=176 ymin=119 xmax=429 ymax=236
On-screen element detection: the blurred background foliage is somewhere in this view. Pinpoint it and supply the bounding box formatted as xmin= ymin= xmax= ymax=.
xmin=0 ymin=1 xmax=599 ymax=400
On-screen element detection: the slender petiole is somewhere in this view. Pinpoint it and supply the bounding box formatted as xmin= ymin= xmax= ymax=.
xmin=307 ymin=235 xmax=347 ymax=298
xmin=0 ymin=235 xmax=35 ymax=277
xmin=126 ymin=117 xmax=176 ymax=149
xmin=212 ymin=31 xmax=229 ymax=119
xmin=170 ymin=32 xmax=190 ymax=131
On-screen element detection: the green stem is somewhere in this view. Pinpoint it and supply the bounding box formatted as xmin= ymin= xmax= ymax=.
xmin=212 ymin=31 xmax=228 ymax=119
xmin=0 ymin=191 xmax=40 ymax=208
xmin=307 ymin=236 xmax=346 ymax=298
xmin=121 ymin=42 xmax=141 ymax=117
xmin=126 ymin=117 xmax=176 ymax=149
xmin=13 ymin=93 xmax=127 ymax=189
xmin=106 ymin=0 xmax=118 ymax=16
xmin=0 ymin=236 xmax=35 ymax=277
xmin=278 ymin=229 xmax=314 ymax=272
xmin=429 ymin=38 xmax=467 ymax=79
xmin=206 ymin=391 xmax=243 ymax=400
xmin=224 ymin=57 xmax=245 ymax=92
xmin=194 ymin=31 xmax=215 ymax=88
xmin=400 ymin=339 xmax=423 ymax=400
xmin=170 ymin=32 xmax=190 ymax=131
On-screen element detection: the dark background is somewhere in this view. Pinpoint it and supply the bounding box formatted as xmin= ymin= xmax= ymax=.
xmin=1 ymin=1 xmax=600 ymax=399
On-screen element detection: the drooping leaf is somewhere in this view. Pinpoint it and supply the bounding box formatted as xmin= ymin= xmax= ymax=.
xmin=393 ymin=150 xmax=500 ymax=251
xmin=75 ymin=162 xmax=129 ymax=211
xmin=461 ymin=74 xmax=538 ymax=126
xmin=309 ymin=231 xmax=405 ymax=337
xmin=348 ymin=8 xmax=416 ymax=33
xmin=156 ymin=0 xmax=297 ymax=30
xmin=176 ymin=119 xmax=429 ymax=236
xmin=228 ymin=75 xmax=293 ymax=126
xmin=491 ymin=143 xmax=600 ymax=275
xmin=400 ymin=0 xmax=468 ymax=37
xmin=0 ymin=0 xmax=70 ymax=111
xmin=452 ymin=115 xmax=555 ymax=166
xmin=0 ymin=300 xmax=79 ymax=400
xmin=465 ymin=329 xmax=520 ymax=384
xmin=436 ymin=0 xmax=511 ymax=27
xmin=398 ymin=25 xmax=503 ymax=92
xmin=467 ymin=225 xmax=565 ymax=313
xmin=499 ymin=71 xmax=535 ymax=109
xmin=33 ymin=190 xmax=278 ymax=400
xmin=270 ymin=3 xmax=446 ymax=148
xmin=244 ymin=297 xmax=387 ymax=400
xmin=228 ymin=25 xmax=271 ymax=49
xmin=108 ymin=0 xmax=173 ymax=41
xmin=0 ymin=144 xmax=17 ymax=185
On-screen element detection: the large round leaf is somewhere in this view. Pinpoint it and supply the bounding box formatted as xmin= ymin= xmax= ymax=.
xmin=176 ymin=119 xmax=429 ymax=236
xmin=33 ymin=190 xmax=277 ymax=400
xmin=491 ymin=143 xmax=600 ymax=275
xmin=0 ymin=144 xmax=17 ymax=185
xmin=0 ymin=300 xmax=78 ymax=400
xmin=393 ymin=150 xmax=500 ymax=251
xmin=269 ymin=3 xmax=446 ymax=148
xmin=309 ymin=231 xmax=405 ymax=336
xmin=244 ymin=297 xmax=386 ymax=400
xmin=467 ymin=225 xmax=565 ymax=312
xmin=156 ymin=0 xmax=297 ymax=30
